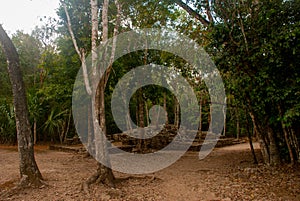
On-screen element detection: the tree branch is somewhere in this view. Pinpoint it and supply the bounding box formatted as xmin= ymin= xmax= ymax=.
xmin=104 ymin=0 xmax=122 ymax=86
xmin=205 ymin=0 xmax=214 ymax=23
xmin=63 ymin=3 xmax=92 ymax=95
xmin=174 ymin=0 xmax=210 ymax=27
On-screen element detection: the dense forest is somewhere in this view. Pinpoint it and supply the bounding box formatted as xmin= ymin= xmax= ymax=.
xmin=0 ymin=0 xmax=299 ymax=185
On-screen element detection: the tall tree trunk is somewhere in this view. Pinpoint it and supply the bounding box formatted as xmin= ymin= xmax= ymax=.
xmin=0 ymin=25 xmax=43 ymax=187
xmin=85 ymin=0 xmax=115 ymax=189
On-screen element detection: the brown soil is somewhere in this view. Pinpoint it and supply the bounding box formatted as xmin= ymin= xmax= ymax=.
xmin=0 ymin=143 xmax=299 ymax=201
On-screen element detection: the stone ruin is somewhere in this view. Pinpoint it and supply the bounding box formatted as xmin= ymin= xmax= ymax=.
xmin=108 ymin=124 xmax=242 ymax=153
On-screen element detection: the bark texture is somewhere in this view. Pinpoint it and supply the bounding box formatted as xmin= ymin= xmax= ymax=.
xmin=249 ymin=111 xmax=281 ymax=165
xmin=0 ymin=25 xmax=42 ymax=187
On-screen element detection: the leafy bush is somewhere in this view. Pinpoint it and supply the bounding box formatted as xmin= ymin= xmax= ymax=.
xmin=0 ymin=100 xmax=16 ymax=144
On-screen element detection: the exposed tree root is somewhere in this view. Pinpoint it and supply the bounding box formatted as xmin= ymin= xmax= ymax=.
xmin=81 ymin=163 xmax=115 ymax=194
xmin=19 ymin=175 xmax=46 ymax=188
xmin=0 ymin=177 xmax=47 ymax=200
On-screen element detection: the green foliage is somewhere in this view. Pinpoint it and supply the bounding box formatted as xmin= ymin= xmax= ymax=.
xmin=11 ymin=31 xmax=43 ymax=88
xmin=206 ymin=0 xmax=300 ymax=161
xmin=0 ymin=100 xmax=16 ymax=143
xmin=43 ymin=107 xmax=68 ymax=142
xmin=1 ymin=0 xmax=297 ymax=163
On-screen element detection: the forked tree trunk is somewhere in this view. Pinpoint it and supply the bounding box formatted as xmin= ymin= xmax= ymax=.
xmin=84 ymin=0 xmax=115 ymax=188
xmin=0 ymin=25 xmax=43 ymax=187
xmin=86 ymin=0 xmax=123 ymax=188
xmin=87 ymin=83 xmax=115 ymax=188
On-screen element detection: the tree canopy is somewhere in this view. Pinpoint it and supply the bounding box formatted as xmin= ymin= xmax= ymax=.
xmin=0 ymin=0 xmax=299 ymax=167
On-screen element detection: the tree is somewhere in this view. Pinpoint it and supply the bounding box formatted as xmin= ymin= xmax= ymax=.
xmin=12 ymin=31 xmax=42 ymax=88
xmin=62 ymin=0 xmax=122 ymax=189
xmin=0 ymin=25 xmax=43 ymax=187
xmin=172 ymin=0 xmax=300 ymax=165
xmin=207 ymin=0 xmax=300 ymax=165
xmin=84 ymin=0 xmax=120 ymax=188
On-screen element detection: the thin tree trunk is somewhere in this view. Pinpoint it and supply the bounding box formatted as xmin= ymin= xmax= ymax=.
xmin=163 ymin=92 xmax=168 ymax=125
xmin=198 ymin=97 xmax=202 ymax=142
xmin=137 ymin=89 xmax=145 ymax=152
xmin=121 ymin=91 xmax=132 ymax=132
xmin=246 ymin=112 xmax=258 ymax=164
xmin=174 ymin=98 xmax=180 ymax=129
xmin=283 ymin=125 xmax=294 ymax=164
xmin=156 ymin=104 xmax=161 ymax=128
xmin=209 ymin=104 xmax=213 ymax=133
xmin=63 ymin=3 xmax=92 ymax=95
xmin=87 ymin=104 xmax=94 ymax=156
xmin=64 ymin=109 xmax=72 ymax=143
xmin=249 ymin=111 xmax=270 ymax=164
xmin=278 ymin=105 xmax=295 ymax=164
xmin=290 ymin=128 xmax=300 ymax=162
xmin=249 ymin=128 xmax=258 ymax=164
xmin=236 ymin=108 xmax=240 ymax=140
xmin=145 ymin=100 xmax=149 ymax=126
xmin=136 ymin=104 xmax=139 ymax=127
xmin=222 ymin=98 xmax=226 ymax=136
xmin=0 ymin=25 xmax=43 ymax=187
xmin=60 ymin=123 xmax=64 ymax=145
xmin=33 ymin=118 xmax=37 ymax=144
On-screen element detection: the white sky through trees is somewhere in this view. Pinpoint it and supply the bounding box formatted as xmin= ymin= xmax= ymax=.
xmin=0 ymin=0 xmax=59 ymax=35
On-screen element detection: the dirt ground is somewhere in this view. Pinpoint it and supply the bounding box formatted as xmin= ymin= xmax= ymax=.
xmin=0 ymin=143 xmax=299 ymax=201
